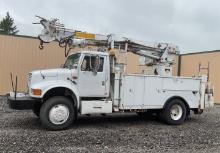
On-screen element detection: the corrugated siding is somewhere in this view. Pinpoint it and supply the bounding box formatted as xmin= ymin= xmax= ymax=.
xmin=0 ymin=34 xmax=179 ymax=96
xmin=0 ymin=35 xmax=67 ymax=94
xmin=180 ymin=52 xmax=220 ymax=103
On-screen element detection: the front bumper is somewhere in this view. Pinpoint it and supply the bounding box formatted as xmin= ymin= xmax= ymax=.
xmin=7 ymin=94 xmax=41 ymax=110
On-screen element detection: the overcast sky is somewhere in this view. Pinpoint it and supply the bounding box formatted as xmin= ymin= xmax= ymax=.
xmin=0 ymin=0 xmax=220 ymax=53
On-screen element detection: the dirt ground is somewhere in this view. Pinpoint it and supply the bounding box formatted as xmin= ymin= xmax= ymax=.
xmin=0 ymin=96 xmax=220 ymax=153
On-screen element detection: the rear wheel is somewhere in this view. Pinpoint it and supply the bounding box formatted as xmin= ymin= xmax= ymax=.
xmin=162 ymin=99 xmax=187 ymax=125
xmin=40 ymin=96 xmax=75 ymax=130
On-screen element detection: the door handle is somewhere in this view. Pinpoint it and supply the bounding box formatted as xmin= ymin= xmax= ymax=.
xmin=102 ymin=81 xmax=105 ymax=86
xmin=105 ymin=74 xmax=108 ymax=81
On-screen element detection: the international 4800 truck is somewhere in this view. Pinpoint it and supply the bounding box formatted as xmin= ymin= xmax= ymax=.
xmin=8 ymin=16 xmax=214 ymax=130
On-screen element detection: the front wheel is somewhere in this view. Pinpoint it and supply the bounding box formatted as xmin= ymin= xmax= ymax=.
xmin=40 ymin=96 xmax=76 ymax=130
xmin=162 ymin=99 xmax=187 ymax=125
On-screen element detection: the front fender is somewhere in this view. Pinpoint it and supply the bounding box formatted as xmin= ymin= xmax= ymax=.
xmin=30 ymin=80 xmax=79 ymax=105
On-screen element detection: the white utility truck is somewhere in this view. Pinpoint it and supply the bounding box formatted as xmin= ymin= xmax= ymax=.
xmin=8 ymin=16 xmax=214 ymax=130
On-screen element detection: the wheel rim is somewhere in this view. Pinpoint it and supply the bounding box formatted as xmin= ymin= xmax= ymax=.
xmin=49 ymin=104 xmax=69 ymax=125
xmin=170 ymin=104 xmax=183 ymax=121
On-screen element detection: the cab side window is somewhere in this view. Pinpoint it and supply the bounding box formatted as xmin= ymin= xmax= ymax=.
xmin=81 ymin=55 xmax=104 ymax=72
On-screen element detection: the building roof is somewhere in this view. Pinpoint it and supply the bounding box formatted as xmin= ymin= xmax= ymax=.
xmin=181 ymin=50 xmax=220 ymax=56
xmin=0 ymin=33 xmax=38 ymax=40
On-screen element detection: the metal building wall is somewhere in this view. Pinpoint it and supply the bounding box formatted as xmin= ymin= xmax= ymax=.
xmin=0 ymin=34 xmax=179 ymax=95
xmin=1 ymin=34 xmax=217 ymax=103
xmin=0 ymin=35 xmax=140 ymax=94
xmin=180 ymin=51 xmax=220 ymax=103
xmin=0 ymin=34 xmax=67 ymax=94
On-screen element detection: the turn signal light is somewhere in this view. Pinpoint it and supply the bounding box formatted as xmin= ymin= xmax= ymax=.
xmin=72 ymin=76 xmax=78 ymax=79
xmin=32 ymin=89 xmax=42 ymax=96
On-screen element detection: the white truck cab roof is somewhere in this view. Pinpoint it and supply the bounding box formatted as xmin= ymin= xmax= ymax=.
xmin=69 ymin=50 xmax=109 ymax=56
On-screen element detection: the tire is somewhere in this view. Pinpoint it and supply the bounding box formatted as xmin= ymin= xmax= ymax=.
xmin=32 ymin=103 xmax=41 ymax=117
xmin=40 ymin=96 xmax=75 ymax=130
xmin=162 ymin=99 xmax=187 ymax=125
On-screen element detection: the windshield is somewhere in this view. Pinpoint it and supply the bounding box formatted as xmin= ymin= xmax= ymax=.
xmin=63 ymin=53 xmax=81 ymax=69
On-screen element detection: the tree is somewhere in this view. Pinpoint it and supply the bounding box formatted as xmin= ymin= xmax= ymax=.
xmin=0 ymin=12 xmax=19 ymax=35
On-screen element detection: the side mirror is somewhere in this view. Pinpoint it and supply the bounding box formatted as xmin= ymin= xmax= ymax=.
xmin=60 ymin=64 xmax=64 ymax=68
xmin=72 ymin=63 xmax=78 ymax=69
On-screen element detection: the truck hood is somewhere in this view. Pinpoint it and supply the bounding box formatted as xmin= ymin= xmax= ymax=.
xmin=40 ymin=69 xmax=59 ymax=77
xmin=28 ymin=68 xmax=78 ymax=97
xmin=31 ymin=68 xmax=73 ymax=80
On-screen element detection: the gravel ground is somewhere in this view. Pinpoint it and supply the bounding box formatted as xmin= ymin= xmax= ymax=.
xmin=0 ymin=96 xmax=220 ymax=153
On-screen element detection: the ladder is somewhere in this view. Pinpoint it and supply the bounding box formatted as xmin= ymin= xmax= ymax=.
xmin=198 ymin=62 xmax=210 ymax=81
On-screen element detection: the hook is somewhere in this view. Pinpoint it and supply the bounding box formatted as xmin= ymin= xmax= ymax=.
xmin=39 ymin=40 xmax=44 ymax=50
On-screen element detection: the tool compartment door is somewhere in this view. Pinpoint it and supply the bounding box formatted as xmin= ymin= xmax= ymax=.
xmin=120 ymin=75 xmax=145 ymax=109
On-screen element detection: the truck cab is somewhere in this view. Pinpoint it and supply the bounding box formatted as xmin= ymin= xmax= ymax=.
xmin=29 ymin=51 xmax=110 ymax=98
xmin=8 ymin=51 xmax=112 ymax=130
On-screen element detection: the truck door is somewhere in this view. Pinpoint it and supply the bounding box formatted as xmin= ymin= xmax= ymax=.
xmin=78 ymin=54 xmax=107 ymax=97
